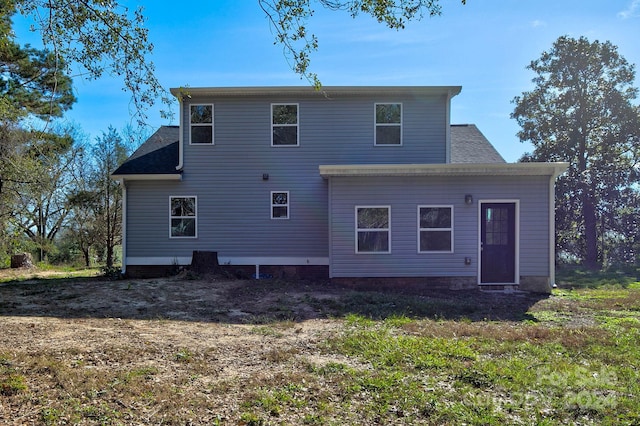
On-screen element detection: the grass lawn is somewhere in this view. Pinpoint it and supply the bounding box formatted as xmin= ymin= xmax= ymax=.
xmin=0 ymin=267 xmax=639 ymax=425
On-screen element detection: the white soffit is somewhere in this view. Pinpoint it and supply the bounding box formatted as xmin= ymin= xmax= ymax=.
xmin=111 ymin=174 xmax=182 ymax=181
xmin=319 ymin=163 xmax=569 ymax=178
xmin=170 ymin=86 xmax=462 ymax=98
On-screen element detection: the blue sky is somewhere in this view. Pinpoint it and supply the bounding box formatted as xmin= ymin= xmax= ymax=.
xmin=14 ymin=1 xmax=640 ymax=162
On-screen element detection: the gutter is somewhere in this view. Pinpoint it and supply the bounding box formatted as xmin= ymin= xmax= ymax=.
xmin=119 ymin=179 xmax=128 ymax=276
xmin=445 ymin=90 xmax=453 ymax=163
xmin=110 ymin=174 xmax=182 ymax=181
xmin=549 ymin=163 xmax=569 ymax=289
xmin=319 ymin=162 xmax=570 ymax=177
xmin=176 ymin=96 xmax=184 ymax=171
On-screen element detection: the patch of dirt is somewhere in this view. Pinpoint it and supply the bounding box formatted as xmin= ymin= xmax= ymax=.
xmin=0 ymin=273 xmax=345 ymax=322
xmin=0 ymin=271 xmax=550 ymax=424
xmin=0 ymin=273 xmax=354 ymax=424
xmin=0 ymin=271 xmax=545 ymax=323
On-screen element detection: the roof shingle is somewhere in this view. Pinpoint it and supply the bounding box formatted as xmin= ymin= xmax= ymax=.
xmin=450 ymin=124 xmax=505 ymax=164
xmin=112 ymin=126 xmax=180 ymax=176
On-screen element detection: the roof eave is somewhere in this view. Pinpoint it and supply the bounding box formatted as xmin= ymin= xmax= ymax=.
xmin=319 ymin=163 xmax=569 ymax=178
xmin=111 ymin=174 xmax=183 ymax=181
xmin=170 ymin=86 xmax=462 ymax=99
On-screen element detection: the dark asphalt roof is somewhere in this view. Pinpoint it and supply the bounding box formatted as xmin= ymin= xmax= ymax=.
xmin=450 ymin=124 xmax=506 ymax=164
xmin=112 ymin=123 xmax=505 ymax=177
xmin=112 ymin=126 xmax=180 ymax=176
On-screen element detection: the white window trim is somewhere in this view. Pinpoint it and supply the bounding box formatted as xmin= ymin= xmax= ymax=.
xmin=374 ymin=102 xmax=403 ymax=146
xmin=271 ymin=191 xmax=290 ymax=220
xmin=189 ymin=104 xmax=214 ymax=145
xmin=355 ymin=205 xmax=391 ymax=254
xmin=417 ymin=205 xmax=454 ymax=253
xmin=169 ymin=196 xmax=198 ymax=239
xmin=271 ymin=103 xmax=299 ymax=147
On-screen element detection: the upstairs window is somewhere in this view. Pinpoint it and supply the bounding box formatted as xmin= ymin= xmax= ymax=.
xmin=375 ymin=103 xmax=402 ymax=145
xmin=272 ymin=103 xmax=299 ymax=146
xmin=418 ymin=206 xmax=453 ymax=253
xmin=271 ymin=191 xmax=290 ymax=219
xmin=190 ymin=104 xmax=213 ymax=144
xmin=356 ymin=206 xmax=391 ymax=253
xmin=170 ymin=196 xmax=197 ymax=238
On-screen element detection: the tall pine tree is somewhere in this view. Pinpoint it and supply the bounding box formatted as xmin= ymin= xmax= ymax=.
xmin=0 ymin=1 xmax=76 ymax=262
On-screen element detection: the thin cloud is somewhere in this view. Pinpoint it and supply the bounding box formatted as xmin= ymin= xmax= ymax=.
xmin=531 ymin=20 xmax=546 ymax=28
xmin=618 ymin=0 xmax=640 ymax=19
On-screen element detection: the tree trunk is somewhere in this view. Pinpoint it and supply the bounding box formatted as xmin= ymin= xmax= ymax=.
xmin=11 ymin=253 xmax=34 ymax=268
xmin=106 ymin=244 xmax=113 ymax=268
xmin=583 ymin=192 xmax=599 ymax=270
xmin=191 ymin=251 xmax=219 ymax=274
xmin=83 ymin=248 xmax=90 ymax=267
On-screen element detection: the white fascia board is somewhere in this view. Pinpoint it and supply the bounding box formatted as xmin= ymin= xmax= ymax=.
xmin=319 ymin=163 xmax=569 ymax=178
xmin=110 ymin=174 xmax=182 ymax=181
xmin=170 ymin=86 xmax=462 ymax=99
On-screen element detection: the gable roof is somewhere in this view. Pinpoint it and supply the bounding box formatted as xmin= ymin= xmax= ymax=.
xmin=111 ymin=123 xmax=506 ymax=179
xmin=111 ymin=126 xmax=181 ymax=178
xmin=450 ymin=124 xmax=505 ymax=164
xmin=127 ymin=125 xmax=180 ymax=162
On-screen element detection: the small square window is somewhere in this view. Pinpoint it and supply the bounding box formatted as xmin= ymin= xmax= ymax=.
xmin=170 ymin=196 xmax=197 ymax=238
xmin=271 ymin=191 xmax=289 ymax=219
xmin=190 ymin=104 xmax=213 ymax=144
xmin=356 ymin=206 xmax=390 ymax=253
xmin=418 ymin=206 xmax=453 ymax=253
xmin=375 ymin=103 xmax=402 ymax=145
xmin=272 ymin=104 xmax=299 ymax=146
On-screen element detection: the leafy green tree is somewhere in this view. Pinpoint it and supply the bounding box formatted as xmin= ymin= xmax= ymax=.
xmin=91 ymin=127 xmax=130 ymax=268
xmin=0 ymin=1 xmax=76 ymax=262
xmin=12 ymin=0 xmax=161 ymax=123
xmin=11 ymin=0 xmax=464 ymax=109
xmin=8 ymin=127 xmax=79 ymax=262
xmin=1 ymin=0 xmax=75 ymax=170
xmin=1 ymin=0 xmax=74 ymax=120
xmin=67 ymin=188 xmax=99 ymax=267
xmin=67 ymin=142 xmax=101 ymax=267
xmin=512 ymin=36 xmax=640 ymax=269
xmin=67 ymin=127 xmax=130 ymax=267
xmin=258 ymin=0 xmax=465 ymax=87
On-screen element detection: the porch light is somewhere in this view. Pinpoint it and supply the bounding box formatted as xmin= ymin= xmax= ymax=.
xmin=465 ymin=194 xmax=473 ymax=205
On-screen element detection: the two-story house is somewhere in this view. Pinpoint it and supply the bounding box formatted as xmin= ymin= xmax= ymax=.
xmin=112 ymin=86 xmax=567 ymax=293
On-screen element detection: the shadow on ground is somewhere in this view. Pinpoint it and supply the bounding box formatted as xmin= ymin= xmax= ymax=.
xmin=0 ymin=274 xmax=548 ymax=323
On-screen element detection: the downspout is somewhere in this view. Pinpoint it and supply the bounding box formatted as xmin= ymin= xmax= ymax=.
xmin=327 ymin=176 xmax=333 ymax=279
xmin=549 ymin=168 xmax=562 ymax=289
xmin=120 ymin=179 xmax=128 ymax=275
xmin=176 ymin=96 xmax=184 ymax=171
xmin=445 ymin=91 xmax=452 ymax=163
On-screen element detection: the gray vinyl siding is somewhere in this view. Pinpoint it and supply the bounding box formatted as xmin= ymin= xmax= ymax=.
xmin=126 ymin=178 xmax=328 ymax=259
xmin=126 ymin=90 xmax=553 ymax=278
xmin=328 ymin=175 xmax=551 ymax=278
xmin=126 ymin=93 xmax=448 ymax=262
